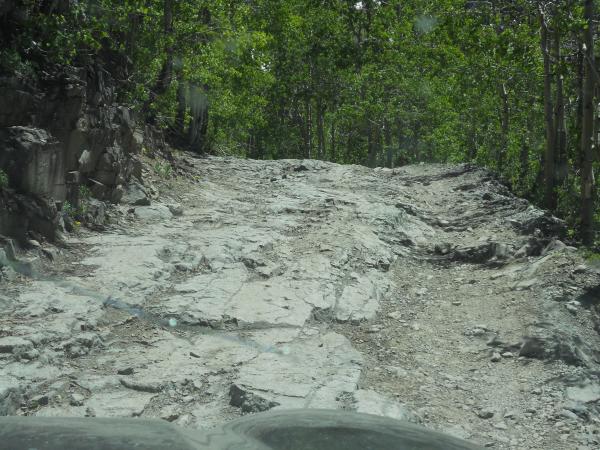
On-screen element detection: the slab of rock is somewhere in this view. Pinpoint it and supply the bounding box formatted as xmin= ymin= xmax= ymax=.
xmin=120 ymin=378 xmax=163 ymax=394
xmin=121 ymin=181 xmax=150 ymax=206
xmin=566 ymin=384 xmax=600 ymax=403
xmin=0 ymin=377 xmax=21 ymax=416
xmin=335 ymin=274 xmax=384 ymax=323
xmin=0 ymin=336 xmax=32 ymax=354
xmin=352 ymin=389 xmax=420 ymax=423
xmin=134 ymin=205 xmax=172 ymax=221
xmin=229 ymin=384 xmax=280 ymax=413
xmin=234 ymin=332 xmax=362 ymax=410
xmin=85 ymin=389 xmax=156 ymax=417
xmin=168 ymin=203 xmax=184 ymax=216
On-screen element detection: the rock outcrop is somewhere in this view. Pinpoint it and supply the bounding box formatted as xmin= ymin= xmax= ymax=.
xmin=0 ymin=65 xmax=148 ymax=241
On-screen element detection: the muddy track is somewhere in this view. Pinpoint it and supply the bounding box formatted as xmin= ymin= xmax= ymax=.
xmin=1 ymin=156 xmax=600 ymax=449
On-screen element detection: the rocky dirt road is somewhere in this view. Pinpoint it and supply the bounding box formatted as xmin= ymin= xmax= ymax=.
xmin=2 ymin=156 xmax=600 ymax=449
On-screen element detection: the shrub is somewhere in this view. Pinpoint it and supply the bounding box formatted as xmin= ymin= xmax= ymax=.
xmin=0 ymin=170 xmax=8 ymax=189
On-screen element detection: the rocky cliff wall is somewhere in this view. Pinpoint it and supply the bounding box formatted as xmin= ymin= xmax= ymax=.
xmin=0 ymin=64 xmax=150 ymax=242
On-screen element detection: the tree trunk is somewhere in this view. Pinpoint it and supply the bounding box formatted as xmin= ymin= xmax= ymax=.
xmin=384 ymin=119 xmax=393 ymax=168
xmin=316 ymin=100 xmax=325 ymax=160
xmin=304 ymin=97 xmax=312 ymax=159
xmin=188 ymin=84 xmax=209 ymax=154
xmin=367 ymin=122 xmax=376 ymax=168
xmin=540 ymin=8 xmax=556 ymax=210
xmin=554 ymin=30 xmax=568 ymax=187
xmin=174 ymin=67 xmax=186 ymax=141
xmin=520 ymin=137 xmax=529 ymax=187
xmin=330 ymin=118 xmax=336 ymax=162
xmin=396 ymin=118 xmax=406 ymax=166
xmin=142 ymin=0 xmax=174 ymax=123
xmin=498 ymin=83 xmax=509 ymax=173
xmin=581 ymin=0 xmax=596 ymax=245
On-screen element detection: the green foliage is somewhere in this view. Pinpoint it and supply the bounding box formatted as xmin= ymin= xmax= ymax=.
xmin=153 ymin=161 xmax=173 ymax=179
xmin=63 ymin=199 xmax=87 ymax=221
xmin=5 ymin=0 xmax=598 ymax=242
xmin=0 ymin=169 xmax=8 ymax=189
xmin=0 ymin=49 xmax=35 ymax=77
xmin=79 ymin=185 xmax=92 ymax=200
xmin=62 ymin=201 xmax=77 ymax=219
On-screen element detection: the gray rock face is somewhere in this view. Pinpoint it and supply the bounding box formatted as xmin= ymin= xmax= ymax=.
xmin=566 ymin=384 xmax=600 ymax=403
xmin=0 ymin=66 xmax=156 ymax=242
xmin=0 ymin=127 xmax=65 ymax=199
xmin=121 ymin=181 xmax=150 ymax=206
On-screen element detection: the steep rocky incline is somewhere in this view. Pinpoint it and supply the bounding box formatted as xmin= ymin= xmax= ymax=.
xmin=1 ymin=157 xmax=600 ymax=449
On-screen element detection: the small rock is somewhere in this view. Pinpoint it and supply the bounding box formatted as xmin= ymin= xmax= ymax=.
xmin=387 ymin=311 xmax=402 ymax=320
xmin=519 ymin=337 xmax=546 ymax=359
xmin=19 ymin=348 xmax=40 ymax=360
xmin=387 ymin=366 xmax=409 ymax=378
xmin=566 ymin=304 xmax=578 ymax=315
xmin=452 ymin=301 xmax=462 ymax=306
xmin=121 ymin=181 xmax=150 ymax=206
xmin=486 ymin=335 xmax=505 ymax=347
xmin=134 ymin=205 xmax=173 ymax=221
xmin=0 ymin=336 xmax=32 ymax=354
xmin=531 ymin=388 xmax=542 ymax=395
xmin=573 ymin=265 xmax=588 ymax=274
xmin=542 ymin=240 xmax=567 ymax=255
xmin=30 ymin=394 xmax=49 ymax=407
xmin=478 ymin=409 xmax=495 ymax=419
xmin=160 ymin=404 xmax=180 ymax=422
xmin=174 ymin=263 xmax=192 ymax=272
xmin=560 ymin=409 xmax=579 ymax=421
xmin=494 ymin=422 xmax=508 ymax=430
xmin=503 ymin=411 xmax=517 ymax=419
xmin=27 ymin=239 xmax=41 ymax=249
xmin=501 ymin=352 xmax=514 ymax=358
xmin=491 ymin=352 xmax=502 ymax=362
xmin=70 ymin=393 xmax=85 ymax=406
xmin=566 ymin=384 xmax=600 ymax=403
xmin=117 ymin=367 xmax=134 ymax=375
xmin=41 ymin=247 xmax=57 ymax=261
xmin=512 ymin=278 xmax=539 ymax=290
xmin=563 ymin=402 xmax=588 ymax=418
xmin=120 ymin=378 xmax=162 ymax=393
xmin=168 ymin=203 xmax=184 ymax=216
xmin=229 ymin=384 xmax=280 ymax=413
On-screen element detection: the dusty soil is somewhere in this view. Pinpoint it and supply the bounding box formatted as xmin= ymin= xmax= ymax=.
xmin=1 ymin=154 xmax=600 ymax=449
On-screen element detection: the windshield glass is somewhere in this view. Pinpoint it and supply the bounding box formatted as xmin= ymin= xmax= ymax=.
xmin=1 ymin=2 xmax=599 ymax=450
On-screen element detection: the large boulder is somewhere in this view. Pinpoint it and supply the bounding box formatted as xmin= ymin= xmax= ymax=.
xmin=0 ymin=127 xmax=65 ymax=200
